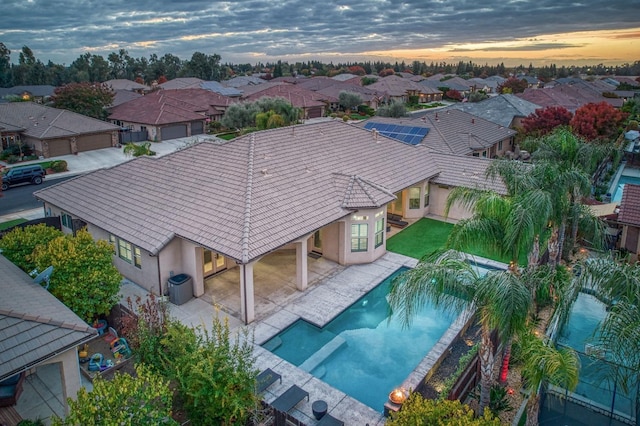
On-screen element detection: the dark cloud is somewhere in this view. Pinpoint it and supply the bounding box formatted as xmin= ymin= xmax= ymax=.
xmin=0 ymin=0 xmax=638 ymax=64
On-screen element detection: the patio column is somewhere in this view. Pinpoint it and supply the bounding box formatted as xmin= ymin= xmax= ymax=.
xmin=295 ymin=238 xmax=308 ymax=291
xmin=240 ymin=262 xmax=255 ymax=324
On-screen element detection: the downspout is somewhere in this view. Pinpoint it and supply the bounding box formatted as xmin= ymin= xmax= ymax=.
xmin=242 ymin=264 xmax=248 ymax=325
xmin=156 ymin=255 xmax=163 ymax=296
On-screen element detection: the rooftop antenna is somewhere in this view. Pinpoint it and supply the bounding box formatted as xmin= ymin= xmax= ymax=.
xmin=32 ymin=266 xmax=54 ymax=290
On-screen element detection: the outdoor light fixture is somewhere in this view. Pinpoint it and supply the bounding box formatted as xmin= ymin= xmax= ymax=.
xmin=389 ymin=387 xmax=409 ymax=404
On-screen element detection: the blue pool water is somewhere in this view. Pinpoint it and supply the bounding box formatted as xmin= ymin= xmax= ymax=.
xmin=263 ymin=263 xmax=497 ymax=410
xmin=612 ymin=175 xmax=640 ymax=202
xmin=558 ymin=292 xmax=637 ymax=418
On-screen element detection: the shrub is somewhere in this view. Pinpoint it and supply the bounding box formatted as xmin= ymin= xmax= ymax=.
xmin=0 ymin=144 xmax=33 ymax=160
xmin=50 ymin=160 xmax=68 ymax=173
xmin=123 ymin=142 xmax=156 ymax=157
xmin=0 ymin=224 xmax=64 ymax=272
xmin=52 ymin=364 xmax=177 ymax=425
xmin=159 ymin=319 xmax=259 ymax=425
xmin=387 ymin=394 xmax=500 ymax=425
xmin=6 ymin=155 xmax=19 ymax=164
xmin=343 ymin=115 xmax=350 ymax=122
xmin=121 ymin=294 xmax=169 ymax=371
xmin=32 ymin=229 xmax=122 ymax=322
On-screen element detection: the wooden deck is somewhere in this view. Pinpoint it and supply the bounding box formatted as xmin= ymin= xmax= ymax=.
xmin=0 ymin=405 xmax=22 ymax=426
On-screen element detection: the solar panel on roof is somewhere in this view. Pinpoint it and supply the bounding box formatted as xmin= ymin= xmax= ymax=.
xmin=364 ymin=122 xmax=429 ymax=145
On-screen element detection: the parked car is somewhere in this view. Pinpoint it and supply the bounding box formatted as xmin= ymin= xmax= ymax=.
xmin=1 ymin=165 xmax=45 ymax=190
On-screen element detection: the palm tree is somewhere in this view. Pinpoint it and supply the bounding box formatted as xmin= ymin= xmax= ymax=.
xmin=529 ymin=128 xmax=610 ymax=263
xmin=445 ymin=160 xmax=552 ymax=270
xmin=388 ymin=250 xmax=531 ymax=415
xmin=577 ymin=258 xmax=640 ymax=392
xmin=519 ymin=331 xmax=580 ymax=426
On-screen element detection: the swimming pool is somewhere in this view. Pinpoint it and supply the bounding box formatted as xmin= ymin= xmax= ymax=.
xmin=263 ymin=262 xmax=497 ymax=410
xmin=612 ymin=175 xmax=640 ymax=202
xmin=558 ymin=292 xmax=637 ymax=419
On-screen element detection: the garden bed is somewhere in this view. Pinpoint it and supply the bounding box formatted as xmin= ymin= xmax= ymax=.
xmin=78 ymin=334 xmax=133 ymax=382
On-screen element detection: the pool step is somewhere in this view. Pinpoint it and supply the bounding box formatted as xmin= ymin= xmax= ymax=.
xmin=263 ymin=336 xmax=282 ymax=352
xmin=299 ymin=335 xmax=347 ymax=372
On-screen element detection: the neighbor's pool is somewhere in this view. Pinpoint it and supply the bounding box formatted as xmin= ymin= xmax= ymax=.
xmin=263 ymin=263 xmax=497 ymax=410
xmin=612 ymin=175 xmax=640 ymax=202
xmin=558 ymin=292 xmax=637 ymax=418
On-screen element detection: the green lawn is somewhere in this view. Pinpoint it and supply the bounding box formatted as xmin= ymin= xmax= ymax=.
xmin=0 ymin=218 xmax=27 ymax=230
xmin=386 ymin=217 xmax=527 ymax=265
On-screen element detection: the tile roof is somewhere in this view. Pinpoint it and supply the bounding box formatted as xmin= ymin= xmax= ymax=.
xmin=108 ymin=89 xmax=234 ymax=125
xmin=412 ymin=109 xmax=516 ymax=155
xmin=618 ymin=184 xmax=640 ymax=227
xmin=158 ymin=77 xmax=205 ymax=90
xmin=200 ymin=81 xmax=243 ymax=97
xmin=37 ymin=121 xmax=480 ymax=263
xmin=242 ymin=84 xmax=330 ymax=107
xmin=0 ymin=85 xmax=56 ymax=98
xmin=430 ymin=152 xmax=507 ymax=193
xmin=517 ymin=83 xmax=623 ymax=112
xmin=0 ymin=256 xmax=96 ymax=381
xmin=445 ymin=94 xmax=541 ymax=128
xmin=224 ymin=76 xmax=268 ymax=88
xmin=110 ymin=89 xmax=143 ymax=108
xmin=0 ymin=102 xmax=119 ymax=139
xmin=367 ymin=75 xmax=426 ymax=97
xmin=103 ymin=79 xmax=150 ymax=91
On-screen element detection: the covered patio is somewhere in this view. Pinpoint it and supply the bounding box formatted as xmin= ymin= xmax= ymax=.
xmin=203 ymin=249 xmax=344 ymax=322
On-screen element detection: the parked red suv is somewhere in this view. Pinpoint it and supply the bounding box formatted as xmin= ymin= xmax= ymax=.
xmin=1 ymin=165 xmax=45 ymax=191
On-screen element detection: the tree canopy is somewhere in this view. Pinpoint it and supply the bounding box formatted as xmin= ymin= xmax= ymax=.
xmin=570 ymin=101 xmax=628 ymax=142
xmin=52 ymin=82 xmax=114 ymax=119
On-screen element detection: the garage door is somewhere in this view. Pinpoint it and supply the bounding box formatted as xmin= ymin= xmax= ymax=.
xmin=161 ymin=125 xmax=187 ymax=140
xmin=191 ymin=121 xmax=204 ymax=135
xmin=76 ymin=133 xmax=112 ymax=152
xmin=306 ymin=106 xmax=323 ymax=119
xmin=46 ymin=139 xmax=72 ymax=157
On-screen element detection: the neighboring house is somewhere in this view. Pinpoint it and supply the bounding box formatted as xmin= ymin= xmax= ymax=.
xmin=108 ymin=88 xmax=234 ymax=141
xmin=241 ymin=84 xmax=331 ymax=119
xmin=394 ymin=109 xmax=516 ymax=157
xmin=158 ymin=77 xmax=205 ymax=90
xmin=445 ymin=94 xmax=541 ymax=129
xmin=368 ymin=75 xmax=441 ymax=103
xmin=517 ymin=81 xmax=623 ymax=111
xmin=35 ymin=120 xmax=505 ymax=324
xmin=224 ymin=75 xmax=267 ymax=88
xmin=297 ymin=77 xmax=381 ymax=110
xmin=0 ymin=85 xmax=56 ymax=104
xmin=331 ymin=73 xmax=362 ymax=84
xmin=0 ymin=102 xmax=120 ymax=157
xmin=199 ymin=81 xmax=243 ymax=97
xmin=0 ymin=255 xmax=96 ymax=413
xmin=110 ymin=89 xmax=143 ymax=108
xmin=618 ymin=183 xmax=640 ymax=261
xmin=516 ymin=75 xmax=541 ymax=88
xmin=103 ymin=79 xmax=151 ymax=93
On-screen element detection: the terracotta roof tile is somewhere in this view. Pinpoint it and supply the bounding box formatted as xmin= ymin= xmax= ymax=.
xmin=619 ymin=184 xmax=640 ymax=226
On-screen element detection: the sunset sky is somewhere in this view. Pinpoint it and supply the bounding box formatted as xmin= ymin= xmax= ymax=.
xmin=2 ymin=0 xmax=639 ymax=67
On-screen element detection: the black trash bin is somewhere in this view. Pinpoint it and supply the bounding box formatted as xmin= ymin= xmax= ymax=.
xmin=168 ymin=273 xmax=193 ymax=305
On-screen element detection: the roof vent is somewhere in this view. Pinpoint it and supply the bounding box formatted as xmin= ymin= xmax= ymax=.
xmin=372 ymin=129 xmax=379 ymax=141
xmin=471 ymin=118 xmax=475 ymax=124
xmin=435 ymin=112 xmax=438 ymax=119
xmin=261 ymin=168 xmax=270 ymax=176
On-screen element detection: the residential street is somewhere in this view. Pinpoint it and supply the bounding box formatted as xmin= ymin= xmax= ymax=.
xmin=0 ymin=176 xmax=73 ymax=216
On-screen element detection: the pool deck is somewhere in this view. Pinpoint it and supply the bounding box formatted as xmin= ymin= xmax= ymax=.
xmin=249 ymin=251 xmax=419 ymax=425
xmin=118 ymin=251 xmax=502 ymax=425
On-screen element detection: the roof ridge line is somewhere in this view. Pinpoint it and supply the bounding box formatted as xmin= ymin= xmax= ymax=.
xmin=241 ymin=134 xmax=255 ymax=263
xmin=356 ymin=175 xmax=396 ymax=199
xmin=0 ymin=308 xmax=94 ymax=334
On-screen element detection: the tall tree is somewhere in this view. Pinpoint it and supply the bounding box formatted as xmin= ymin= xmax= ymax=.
xmin=388 ymin=250 xmax=532 ymax=415
xmin=570 ymin=102 xmax=628 ymax=142
xmin=519 ymin=331 xmax=580 ymax=426
xmin=338 ymin=91 xmax=362 ymax=113
xmin=522 ymin=107 xmax=573 ymax=136
xmin=0 ymin=42 xmax=12 ymax=87
xmin=51 ymin=82 xmax=115 ymax=119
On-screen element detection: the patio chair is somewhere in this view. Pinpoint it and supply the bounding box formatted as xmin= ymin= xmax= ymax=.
xmin=317 ymin=413 xmax=344 ymax=426
xmin=271 ymin=384 xmax=309 ymax=413
xmin=256 ymin=368 xmax=282 ymax=394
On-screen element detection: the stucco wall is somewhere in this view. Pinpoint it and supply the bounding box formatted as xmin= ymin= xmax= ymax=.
xmin=428 ymin=184 xmax=471 ymax=220
xmin=342 ymin=208 xmax=387 ymax=265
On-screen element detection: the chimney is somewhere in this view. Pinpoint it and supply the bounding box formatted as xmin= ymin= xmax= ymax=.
xmin=471 ymin=118 xmax=475 ymax=124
